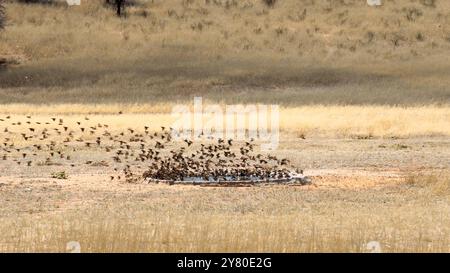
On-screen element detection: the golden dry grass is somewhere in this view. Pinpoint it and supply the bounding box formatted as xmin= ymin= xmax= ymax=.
xmin=2 ymin=0 xmax=450 ymax=62
xmin=280 ymin=105 xmax=450 ymax=137
xmin=0 ymin=105 xmax=449 ymax=138
xmin=406 ymin=172 xmax=450 ymax=196
xmin=0 ymin=172 xmax=449 ymax=252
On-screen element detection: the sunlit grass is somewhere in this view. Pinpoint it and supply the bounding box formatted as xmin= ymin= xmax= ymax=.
xmin=0 ymin=105 xmax=449 ymax=138
xmin=0 ymin=173 xmax=449 ymax=252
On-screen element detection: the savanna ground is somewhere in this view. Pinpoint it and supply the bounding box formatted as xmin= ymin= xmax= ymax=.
xmin=0 ymin=0 xmax=449 ymax=252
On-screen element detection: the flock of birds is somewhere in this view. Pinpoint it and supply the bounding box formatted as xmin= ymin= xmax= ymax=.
xmin=1 ymin=114 xmax=308 ymax=185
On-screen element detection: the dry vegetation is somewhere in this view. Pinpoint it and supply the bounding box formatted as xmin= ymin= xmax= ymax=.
xmin=0 ymin=1 xmax=5 ymax=30
xmin=0 ymin=0 xmax=449 ymax=253
xmin=0 ymin=107 xmax=448 ymax=138
xmin=0 ymin=171 xmax=449 ymax=252
xmin=0 ymin=0 xmax=449 ymax=105
xmin=2 ymin=0 xmax=450 ymax=62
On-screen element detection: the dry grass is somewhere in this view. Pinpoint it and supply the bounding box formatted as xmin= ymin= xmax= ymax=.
xmin=0 ymin=55 xmax=448 ymax=106
xmin=0 ymin=172 xmax=449 ymax=252
xmin=406 ymin=172 xmax=450 ymax=196
xmin=0 ymin=103 xmax=174 ymax=114
xmin=0 ymin=1 xmax=449 ymax=106
xmin=0 ymin=105 xmax=449 ymax=138
xmin=280 ymin=105 xmax=450 ymax=138
xmin=1 ymin=0 xmax=450 ymax=62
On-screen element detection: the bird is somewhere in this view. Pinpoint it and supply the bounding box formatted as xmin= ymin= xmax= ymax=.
xmin=0 ymin=114 xmax=301 ymax=185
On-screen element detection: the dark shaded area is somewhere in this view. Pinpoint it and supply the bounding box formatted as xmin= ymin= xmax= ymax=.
xmin=16 ymin=0 xmax=58 ymax=5
xmin=105 ymin=0 xmax=125 ymax=17
xmin=0 ymin=57 xmax=449 ymax=106
xmin=262 ymin=0 xmax=277 ymax=8
xmin=0 ymin=57 xmax=387 ymax=89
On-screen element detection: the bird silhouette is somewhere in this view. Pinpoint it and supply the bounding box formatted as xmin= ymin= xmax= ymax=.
xmin=0 ymin=114 xmax=304 ymax=185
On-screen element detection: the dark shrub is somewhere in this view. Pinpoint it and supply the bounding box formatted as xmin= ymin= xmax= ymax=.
xmin=262 ymin=0 xmax=277 ymax=8
xmin=105 ymin=0 xmax=127 ymax=17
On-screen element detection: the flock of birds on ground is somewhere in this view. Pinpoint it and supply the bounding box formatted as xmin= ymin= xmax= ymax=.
xmin=0 ymin=114 xmax=308 ymax=185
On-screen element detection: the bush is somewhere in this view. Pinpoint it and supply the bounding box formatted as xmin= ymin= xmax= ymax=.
xmin=51 ymin=171 xmax=68 ymax=179
xmin=105 ymin=0 xmax=126 ymax=17
xmin=262 ymin=0 xmax=277 ymax=8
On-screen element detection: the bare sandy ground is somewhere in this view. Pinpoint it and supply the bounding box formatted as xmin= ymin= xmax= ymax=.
xmin=0 ymin=137 xmax=447 ymax=218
